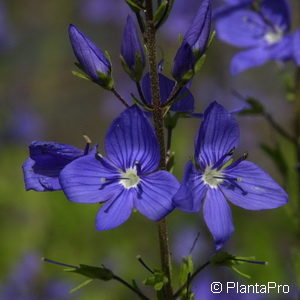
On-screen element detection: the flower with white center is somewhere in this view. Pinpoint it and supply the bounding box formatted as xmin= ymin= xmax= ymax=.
xmin=214 ymin=0 xmax=300 ymax=74
xmin=173 ymin=102 xmax=288 ymax=250
xmin=60 ymin=105 xmax=179 ymax=230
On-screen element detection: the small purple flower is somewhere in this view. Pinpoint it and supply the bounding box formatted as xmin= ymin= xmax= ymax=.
xmin=173 ymin=102 xmax=288 ymax=250
xmin=215 ymin=0 xmax=300 ymax=74
xmin=59 ymin=105 xmax=179 ymax=230
xmin=173 ymin=0 xmax=212 ymax=82
xmin=141 ymin=73 xmax=194 ymax=112
xmin=121 ymin=16 xmax=145 ymax=81
xmin=22 ymin=141 xmax=94 ymax=192
xmin=68 ymin=24 xmax=113 ymax=89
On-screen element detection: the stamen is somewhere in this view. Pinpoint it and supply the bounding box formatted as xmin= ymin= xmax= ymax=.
xmin=213 ymin=147 xmax=235 ymax=170
xmin=134 ymin=161 xmax=142 ymax=174
xmin=83 ymin=135 xmax=92 ymax=155
xmin=99 ymin=176 xmax=123 ymax=190
xmin=225 ymin=152 xmax=248 ymax=170
xmin=95 ymin=153 xmax=116 ymax=170
xmin=224 ymin=177 xmax=248 ymax=195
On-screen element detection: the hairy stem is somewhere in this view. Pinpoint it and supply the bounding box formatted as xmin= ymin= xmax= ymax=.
xmin=144 ymin=1 xmax=173 ymax=299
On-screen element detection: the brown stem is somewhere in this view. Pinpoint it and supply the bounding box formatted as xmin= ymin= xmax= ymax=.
xmin=144 ymin=1 xmax=173 ymax=299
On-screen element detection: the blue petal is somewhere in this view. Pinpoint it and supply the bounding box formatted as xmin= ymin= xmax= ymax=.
xmin=105 ymin=105 xmax=160 ymax=172
xmin=22 ymin=141 xmax=84 ymax=191
xmin=294 ymin=29 xmax=300 ymax=65
xmin=60 ymin=154 xmax=123 ymax=203
xmin=222 ymin=161 xmax=288 ymax=210
xmin=260 ymin=0 xmax=291 ymax=32
xmin=23 ymin=158 xmax=63 ymax=191
xmin=141 ymin=73 xmax=194 ymax=112
xmin=216 ymin=9 xmax=266 ymax=47
xmin=195 ymin=102 xmax=239 ymax=168
xmin=68 ymin=24 xmax=111 ymax=80
xmin=173 ymin=161 xmax=207 ymax=213
xmin=203 ymin=188 xmax=234 ymax=250
xmin=135 ymin=171 xmax=179 ymax=221
xmin=96 ymin=189 xmax=134 ymax=230
xmin=230 ymin=46 xmax=272 ymax=75
xmin=183 ymin=0 xmax=211 ymax=53
xmin=121 ymin=15 xmax=145 ymax=69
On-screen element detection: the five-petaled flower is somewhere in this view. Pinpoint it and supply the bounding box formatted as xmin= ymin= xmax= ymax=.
xmin=59 ymin=105 xmax=179 ymax=230
xmin=173 ymin=102 xmax=288 ymax=250
xmin=214 ymin=0 xmax=300 ymax=74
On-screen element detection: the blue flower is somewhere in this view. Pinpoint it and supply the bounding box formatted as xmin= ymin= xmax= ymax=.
xmin=121 ymin=15 xmax=145 ymax=81
xmin=22 ymin=141 xmax=94 ymax=192
xmin=141 ymin=73 xmax=194 ymax=112
xmin=215 ymin=0 xmax=300 ymax=74
xmin=59 ymin=105 xmax=179 ymax=230
xmin=173 ymin=102 xmax=288 ymax=250
xmin=172 ymin=0 xmax=212 ymax=82
xmin=68 ymin=24 xmax=113 ymax=89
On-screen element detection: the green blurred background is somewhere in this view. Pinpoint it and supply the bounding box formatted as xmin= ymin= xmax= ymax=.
xmin=0 ymin=0 xmax=299 ymax=299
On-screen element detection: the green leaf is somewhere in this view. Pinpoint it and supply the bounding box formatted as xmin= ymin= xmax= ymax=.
xmin=65 ymin=264 xmax=114 ymax=281
xmin=69 ymin=279 xmax=93 ymax=294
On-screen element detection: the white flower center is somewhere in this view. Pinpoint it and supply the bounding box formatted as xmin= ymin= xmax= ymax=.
xmin=120 ymin=167 xmax=141 ymax=189
xmin=264 ymin=27 xmax=283 ymax=44
xmin=202 ymin=166 xmax=223 ymax=188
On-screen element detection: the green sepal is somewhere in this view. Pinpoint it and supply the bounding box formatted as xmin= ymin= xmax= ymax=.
xmin=177 ymin=69 xmax=194 ymax=84
xmin=239 ymin=97 xmax=265 ymax=115
xmin=69 ymin=279 xmax=93 ymax=294
xmin=211 ymin=251 xmax=267 ymax=279
xmin=155 ymin=0 xmax=175 ymax=29
xmin=143 ymin=269 xmax=168 ymax=291
xmin=71 ymin=70 xmax=91 ymax=81
xmin=120 ymin=51 xmax=145 ymax=82
xmin=96 ymin=71 xmax=114 ymax=90
xmin=179 ymin=256 xmax=194 ymax=286
xmin=177 ymin=256 xmax=195 ymax=300
xmin=154 ymin=0 xmax=168 ymax=23
xmin=125 ymin=0 xmax=144 ymax=12
xmin=64 ymin=264 xmax=114 ymax=281
xmin=207 ymin=30 xmax=216 ymax=49
xmin=194 ymin=54 xmax=207 ymax=74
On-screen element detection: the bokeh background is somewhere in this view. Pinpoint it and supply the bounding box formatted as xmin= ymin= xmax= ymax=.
xmin=0 ymin=0 xmax=299 ymax=299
